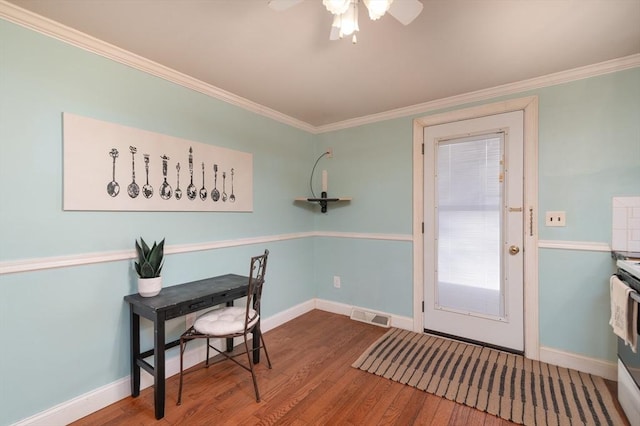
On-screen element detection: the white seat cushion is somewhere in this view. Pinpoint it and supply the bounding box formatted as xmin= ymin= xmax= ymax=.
xmin=193 ymin=306 xmax=258 ymax=335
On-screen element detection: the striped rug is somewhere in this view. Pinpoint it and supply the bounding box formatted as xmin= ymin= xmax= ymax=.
xmin=352 ymin=328 xmax=624 ymax=426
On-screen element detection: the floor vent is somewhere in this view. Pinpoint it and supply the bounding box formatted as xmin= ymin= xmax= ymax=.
xmin=350 ymin=308 xmax=391 ymax=328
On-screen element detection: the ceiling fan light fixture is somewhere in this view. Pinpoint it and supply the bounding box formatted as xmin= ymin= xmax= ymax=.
xmin=270 ymin=0 xmax=423 ymax=44
xmin=331 ymin=13 xmax=341 ymax=29
xmin=322 ymin=0 xmax=351 ymax=15
xmin=362 ymin=0 xmax=394 ymax=20
xmin=338 ymin=0 xmax=359 ymax=37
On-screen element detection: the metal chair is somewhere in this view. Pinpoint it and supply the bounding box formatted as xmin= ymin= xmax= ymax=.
xmin=177 ymin=249 xmax=272 ymax=404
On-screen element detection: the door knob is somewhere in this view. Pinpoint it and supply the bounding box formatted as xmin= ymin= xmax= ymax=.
xmin=509 ymin=245 xmax=520 ymax=255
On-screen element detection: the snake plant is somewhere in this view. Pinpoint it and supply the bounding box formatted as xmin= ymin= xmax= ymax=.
xmin=134 ymin=237 xmax=165 ymax=278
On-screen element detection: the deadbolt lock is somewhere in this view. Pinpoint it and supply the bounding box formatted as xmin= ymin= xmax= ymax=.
xmin=509 ymin=245 xmax=520 ymax=255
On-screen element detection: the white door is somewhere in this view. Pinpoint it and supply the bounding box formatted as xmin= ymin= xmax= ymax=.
xmin=423 ymin=111 xmax=524 ymax=352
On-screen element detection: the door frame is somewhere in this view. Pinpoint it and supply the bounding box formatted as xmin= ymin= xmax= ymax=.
xmin=412 ymin=96 xmax=540 ymax=360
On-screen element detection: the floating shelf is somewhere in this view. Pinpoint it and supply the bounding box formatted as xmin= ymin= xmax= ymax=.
xmin=295 ymin=192 xmax=352 ymax=213
xmin=295 ymin=197 xmax=353 ymax=202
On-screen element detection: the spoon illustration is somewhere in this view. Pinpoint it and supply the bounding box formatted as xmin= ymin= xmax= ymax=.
xmin=199 ymin=162 xmax=207 ymax=200
xmin=107 ymin=148 xmax=120 ymax=197
xmin=211 ymin=164 xmax=220 ymax=202
xmin=175 ymin=163 xmax=182 ymax=200
xmin=222 ymin=171 xmax=228 ymax=202
xmin=186 ymin=147 xmax=197 ymax=200
xmin=229 ymin=168 xmax=236 ymax=203
xmin=159 ymin=155 xmax=172 ymax=200
xmin=127 ymin=146 xmax=139 ymax=198
xmin=142 ymin=154 xmax=153 ymax=199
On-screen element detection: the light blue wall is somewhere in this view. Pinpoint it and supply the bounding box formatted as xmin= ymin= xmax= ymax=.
xmin=0 ymin=22 xmax=314 ymax=259
xmin=314 ymin=238 xmax=413 ymax=316
xmin=538 ymin=249 xmax=619 ymax=361
xmin=0 ymin=20 xmax=315 ymax=425
xmin=537 ymin=71 xmax=640 ymax=242
xmin=314 ymin=119 xmax=413 ymax=234
xmin=1 ymin=16 xmax=639 ymax=426
xmin=534 ymin=71 xmax=640 ymax=361
xmin=314 ymin=68 xmax=639 ymax=361
xmin=311 ymin=120 xmax=414 ymax=317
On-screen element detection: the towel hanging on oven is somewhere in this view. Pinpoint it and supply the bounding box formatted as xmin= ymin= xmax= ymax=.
xmin=610 ymin=274 xmax=638 ymax=353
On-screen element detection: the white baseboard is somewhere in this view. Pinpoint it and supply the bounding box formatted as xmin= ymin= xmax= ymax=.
xmin=262 ymin=299 xmax=315 ymax=331
xmin=314 ymin=298 xmax=355 ymax=316
xmin=14 ymin=340 xmax=220 ymax=426
xmin=313 ymin=298 xmax=414 ymax=331
xmin=313 ymin=299 xmax=618 ymax=381
xmin=313 ymin=300 xmax=617 ymax=382
xmin=11 ymin=299 xmax=316 ymax=426
xmin=14 ymin=298 xmax=614 ymax=426
xmin=11 ymin=298 xmax=400 ymax=425
xmin=539 ymin=346 xmax=617 ymax=381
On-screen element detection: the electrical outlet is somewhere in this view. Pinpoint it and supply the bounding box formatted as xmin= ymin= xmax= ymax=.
xmin=545 ymin=211 xmax=566 ymax=227
xmin=326 ymin=148 xmax=333 ymax=158
xmin=333 ymin=275 xmax=341 ymax=288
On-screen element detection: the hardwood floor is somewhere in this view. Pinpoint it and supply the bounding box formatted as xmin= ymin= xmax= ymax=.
xmin=72 ymin=310 xmax=624 ymax=425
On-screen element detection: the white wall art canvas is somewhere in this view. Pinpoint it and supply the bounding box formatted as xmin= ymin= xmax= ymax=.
xmin=63 ymin=113 xmax=253 ymax=212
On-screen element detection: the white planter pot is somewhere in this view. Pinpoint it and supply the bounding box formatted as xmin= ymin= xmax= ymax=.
xmin=138 ymin=276 xmax=162 ymax=297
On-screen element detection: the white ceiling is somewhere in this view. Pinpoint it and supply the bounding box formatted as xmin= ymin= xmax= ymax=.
xmin=5 ymin=0 xmax=640 ymax=128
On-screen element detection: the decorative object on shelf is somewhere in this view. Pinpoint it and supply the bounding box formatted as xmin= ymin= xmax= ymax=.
xmin=134 ymin=237 xmax=165 ymax=297
xmin=295 ymin=150 xmax=351 ymax=213
xmin=268 ymin=0 xmax=423 ymax=44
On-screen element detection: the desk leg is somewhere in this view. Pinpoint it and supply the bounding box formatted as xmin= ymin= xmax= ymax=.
xmin=130 ymin=307 xmax=140 ymax=397
xmin=153 ymin=315 xmax=166 ymax=420
xmin=225 ymin=301 xmax=234 ymax=352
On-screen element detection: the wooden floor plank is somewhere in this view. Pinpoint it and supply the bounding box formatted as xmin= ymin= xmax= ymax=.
xmin=430 ymin=398 xmax=456 ymax=425
xmin=447 ymin=403 xmax=472 ymax=426
xmin=379 ymin=384 xmax=423 ymax=425
xmin=71 ymin=310 xmax=627 ymax=426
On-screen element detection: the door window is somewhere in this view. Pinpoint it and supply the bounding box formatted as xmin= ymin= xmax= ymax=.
xmin=436 ymin=134 xmax=504 ymax=318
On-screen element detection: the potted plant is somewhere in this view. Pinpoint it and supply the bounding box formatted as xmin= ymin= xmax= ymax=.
xmin=134 ymin=237 xmax=165 ymax=297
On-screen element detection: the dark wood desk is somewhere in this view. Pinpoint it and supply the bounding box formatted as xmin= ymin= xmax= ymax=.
xmin=124 ymin=273 xmax=260 ymax=419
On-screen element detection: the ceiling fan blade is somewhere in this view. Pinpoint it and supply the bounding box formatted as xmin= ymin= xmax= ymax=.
xmin=268 ymin=0 xmax=303 ymax=11
xmin=388 ymin=0 xmax=423 ymax=25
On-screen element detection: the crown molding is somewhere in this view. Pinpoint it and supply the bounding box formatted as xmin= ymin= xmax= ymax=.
xmin=2 ymin=0 xmax=639 ymax=135
xmin=0 ymin=0 xmax=316 ymax=133
xmin=317 ymin=53 xmax=640 ymax=133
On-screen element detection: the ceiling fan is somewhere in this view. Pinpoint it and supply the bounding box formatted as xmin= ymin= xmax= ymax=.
xmin=268 ymin=0 xmax=424 ymax=43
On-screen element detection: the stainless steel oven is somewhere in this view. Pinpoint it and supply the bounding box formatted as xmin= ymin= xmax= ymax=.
xmin=615 ymin=257 xmax=640 ymax=426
